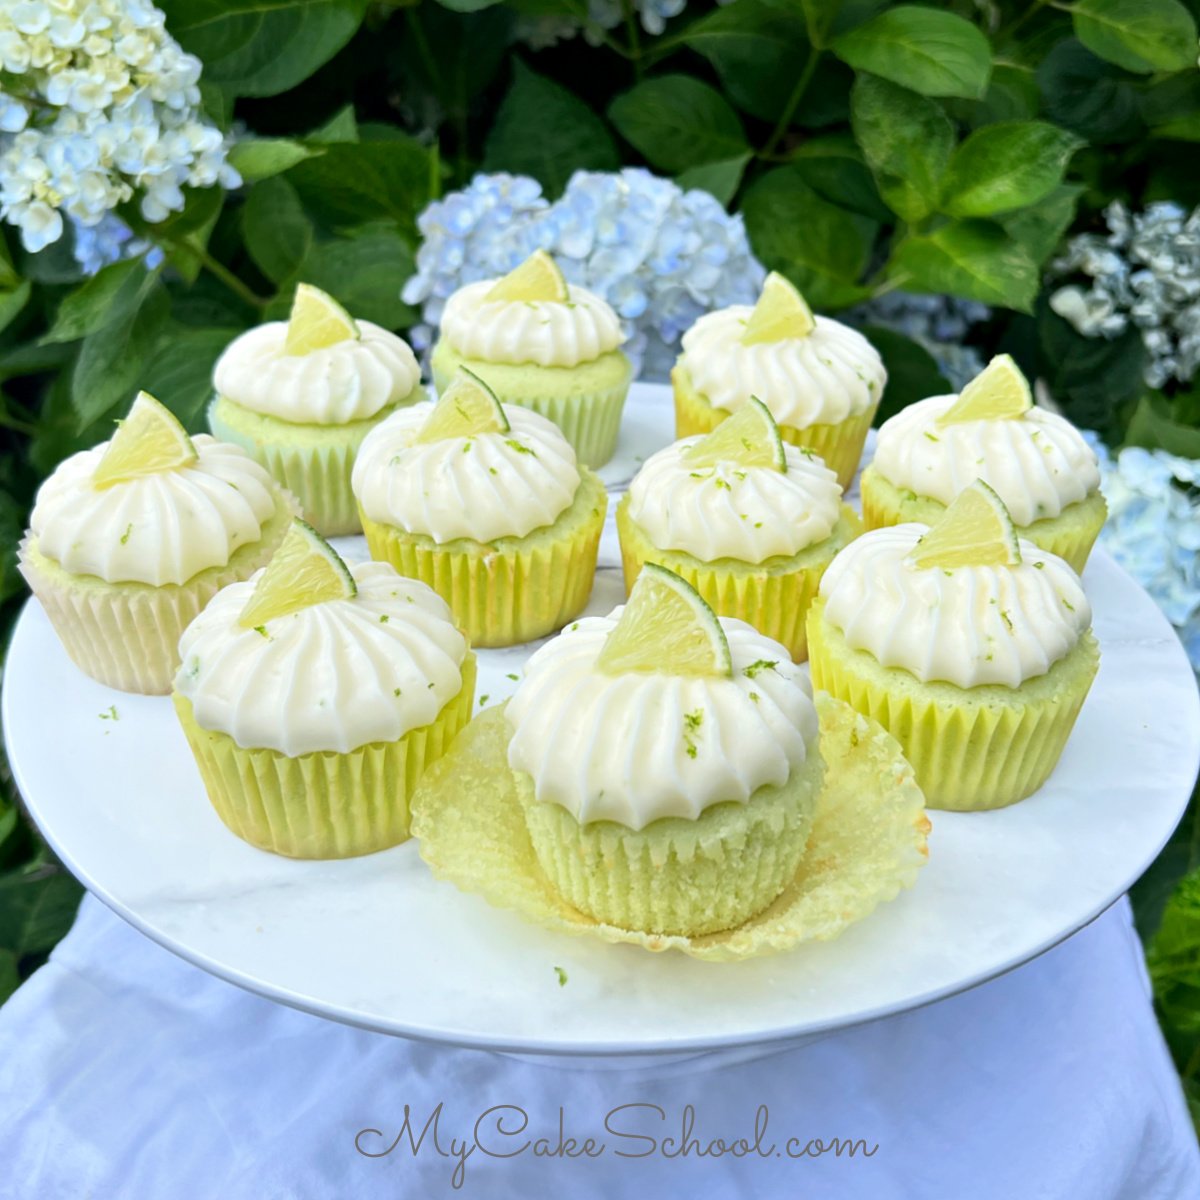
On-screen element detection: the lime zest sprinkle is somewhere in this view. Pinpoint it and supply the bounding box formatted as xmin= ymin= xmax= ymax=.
xmin=254 ymin=625 xmax=269 ymax=638
xmin=506 ymin=672 xmax=519 ymax=681
xmin=683 ymin=707 xmax=704 ymax=758
xmin=505 ymin=439 xmax=535 ymax=456
xmin=120 ymin=523 xmax=132 ymax=545
xmin=99 ymin=705 xmax=118 ymax=721
xmin=479 ymin=694 xmax=489 ymax=706
xmin=743 ymin=659 xmax=778 ymax=679
xmin=554 ymin=966 xmax=568 ymax=987
xmin=379 ymin=614 xmax=389 ymax=623
xmin=393 ymin=687 xmax=401 ymax=697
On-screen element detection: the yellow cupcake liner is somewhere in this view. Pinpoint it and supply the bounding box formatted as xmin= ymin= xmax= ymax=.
xmin=210 ymin=396 xmax=420 ymax=537
xmin=17 ymin=495 xmax=295 ymax=695
xmin=616 ymin=497 xmax=861 ymax=661
xmin=807 ymin=599 xmax=1100 ymax=811
xmin=859 ymin=466 xmax=1108 ymax=575
xmin=671 ymin=364 xmax=878 ymax=490
xmin=410 ymin=698 xmax=929 ymax=961
xmin=358 ymin=473 xmax=608 ymax=648
xmin=173 ymin=653 xmax=476 ymax=859
xmin=519 ymin=751 xmax=823 ymax=937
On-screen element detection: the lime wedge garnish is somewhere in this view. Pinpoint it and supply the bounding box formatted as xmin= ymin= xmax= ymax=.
xmin=682 ymin=395 xmax=786 ymax=473
xmin=741 ymin=271 xmax=815 ymax=345
xmin=93 ymin=391 xmax=197 ymax=488
xmin=485 ymin=250 xmax=569 ymax=304
xmin=238 ymin=518 xmax=357 ymax=628
xmin=906 ymin=480 xmax=1022 ymax=570
xmin=284 ymin=283 xmax=359 ymax=355
xmin=938 ymin=354 xmax=1032 ymax=425
xmin=596 ymin=563 xmax=733 ymax=678
xmin=416 ymin=369 xmax=510 ymax=443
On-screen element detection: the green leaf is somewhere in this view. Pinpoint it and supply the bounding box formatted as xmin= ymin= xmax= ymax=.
xmin=484 ymin=61 xmax=619 ymax=197
xmin=788 ymin=134 xmax=891 ymax=222
xmin=161 ymin=0 xmax=368 ymax=99
xmin=1072 ymin=0 xmax=1198 ymax=74
xmin=71 ymin=284 xmax=168 ymax=432
xmin=892 ymin=220 xmax=1039 ymax=311
xmin=742 ymin=168 xmax=874 ymax=309
xmin=999 ymin=183 xmax=1083 ymax=264
xmin=1140 ymin=72 xmax=1200 ymax=141
xmin=860 ymin=326 xmax=952 ymax=424
xmin=309 ymin=105 xmax=359 ymax=144
xmin=1036 ymin=39 xmax=1144 ymax=144
xmin=0 ymin=948 xmax=17 ymax=1005
xmin=288 ymin=230 xmax=417 ymax=330
xmin=42 ymin=258 xmax=155 ymax=344
xmin=0 ymin=866 xmax=83 ymax=957
xmin=287 ymin=137 xmax=432 ymax=228
xmin=832 ymin=6 xmax=992 ymax=99
xmin=676 ymin=155 xmax=751 ymax=207
xmin=142 ymin=325 xmax=242 ymax=431
xmin=964 ymin=64 xmax=1041 ymax=126
xmin=683 ymin=0 xmax=811 ymax=122
xmin=1147 ymin=869 xmax=1200 ymax=1035
xmin=851 ymin=75 xmax=954 ymax=224
xmin=242 ymin=177 xmax=313 ymax=286
xmin=940 ymin=121 xmax=1083 ymax=218
xmin=608 ymin=75 xmax=747 ymax=173
xmin=434 ymin=0 xmax=502 ymax=9
xmin=228 ymin=139 xmax=323 ymax=183
xmin=1125 ymin=391 xmax=1200 ymax=456
xmin=0 ymin=280 xmax=30 ymax=339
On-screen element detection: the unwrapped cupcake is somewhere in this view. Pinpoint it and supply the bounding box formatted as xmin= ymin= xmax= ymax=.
xmin=352 ymin=369 xmax=607 ymax=647
xmin=210 ymin=283 xmax=423 ymax=537
xmin=673 ymin=272 xmax=886 ymax=488
xmin=430 ymin=250 xmax=632 ymax=468
xmin=860 ymin=354 xmax=1106 ymax=573
xmin=616 ymin=397 xmax=859 ymax=661
xmin=20 ymin=391 xmax=295 ymax=694
xmin=505 ymin=564 xmax=825 ymax=936
xmin=173 ymin=520 xmax=475 ymax=859
xmin=808 ymin=480 xmax=1099 ymax=811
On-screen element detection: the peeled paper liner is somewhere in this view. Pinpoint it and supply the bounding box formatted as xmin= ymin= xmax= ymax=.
xmin=410 ymin=695 xmax=930 ymax=962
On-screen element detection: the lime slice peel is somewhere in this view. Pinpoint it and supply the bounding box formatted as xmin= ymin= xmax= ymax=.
xmin=683 ymin=395 xmax=787 ymax=473
xmin=485 ymin=250 xmax=569 ymax=304
xmin=284 ymin=283 xmax=359 ymax=356
xmin=906 ymin=479 xmax=1022 ymax=570
xmin=938 ymin=354 xmax=1032 ymax=425
xmin=416 ymin=369 xmax=510 ymax=443
xmin=93 ymin=391 xmax=197 ymax=488
xmin=741 ymin=271 xmax=815 ymax=345
xmin=238 ymin=518 xmax=357 ymax=629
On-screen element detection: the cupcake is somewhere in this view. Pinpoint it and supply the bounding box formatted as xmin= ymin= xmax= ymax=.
xmin=352 ymin=369 xmax=607 ymax=648
xmin=429 ymin=250 xmax=632 ymax=468
xmin=505 ymin=564 xmax=825 ymax=937
xmin=209 ymin=283 xmax=423 ymax=537
xmin=616 ymin=397 xmax=860 ymax=661
xmin=808 ymin=480 xmax=1099 ymax=811
xmin=19 ymin=391 xmax=295 ymax=695
xmin=173 ymin=520 xmax=475 ymax=859
xmin=861 ymin=354 xmax=1106 ymax=573
xmin=672 ymin=272 xmax=886 ymax=488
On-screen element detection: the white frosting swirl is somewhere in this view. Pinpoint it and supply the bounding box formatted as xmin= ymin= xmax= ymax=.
xmin=31 ymin=435 xmax=282 ymax=586
xmin=352 ymin=402 xmax=581 ymax=543
xmin=439 ymin=280 xmax=625 ymax=367
xmin=213 ymin=321 xmax=420 ymax=425
xmin=176 ymin=562 xmax=469 ymax=755
xmin=679 ymin=310 xmax=886 ymax=426
xmin=871 ymin=395 xmax=1101 ymax=525
xmin=819 ymin=525 xmax=1091 ymax=688
xmin=506 ymin=614 xmax=818 ymax=829
xmin=626 ymin=438 xmax=843 ymax=563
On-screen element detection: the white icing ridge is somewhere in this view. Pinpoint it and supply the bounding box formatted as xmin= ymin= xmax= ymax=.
xmin=626 ymin=438 xmax=844 ymax=563
xmin=352 ymin=402 xmax=582 ymax=543
xmin=438 ymin=279 xmax=625 ymax=367
xmin=506 ymin=613 xmax=818 ymax=829
xmin=31 ymin=435 xmax=282 ymax=586
xmin=679 ymin=309 xmax=886 ymax=427
xmin=870 ymin=394 xmax=1101 ymax=525
xmin=213 ymin=321 xmax=421 ymax=425
xmin=175 ymin=562 xmax=469 ymax=755
xmin=818 ymin=524 xmax=1091 ymax=688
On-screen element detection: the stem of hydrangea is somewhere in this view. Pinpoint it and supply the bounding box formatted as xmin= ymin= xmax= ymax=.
xmin=761 ymin=48 xmax=822 ymax=159
xmin=180 ymin=237 xmax=268 ymax=311
xmin=562 ymin=0 xmax=635 ymax=59
xmin=620 ymin=0 xmax=644 ymax=79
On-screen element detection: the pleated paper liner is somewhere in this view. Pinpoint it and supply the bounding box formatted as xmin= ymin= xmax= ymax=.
xmin=410 ymin=697 xmax=929 ymax=962
xmin=209 ymin=391 xmax=423 ymax=537
xmin=173 ymin=653 xmax=476 ymax=859
xmin=859 ymin=466 xmax=1108 ymax=576
xmin=616 ymin=497 xmax=862 ymax=661
xmin=358 ymin=471 xmax=608 ymax=648
xmin=671 ymin=364 xmax=878 ymax=491
xmin=17 ymin=492 xmax=296 ymax=695
xmin=807 ymin=599 xmax=1100 ymax=812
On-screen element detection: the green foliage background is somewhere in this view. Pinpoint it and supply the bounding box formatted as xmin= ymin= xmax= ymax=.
xmin=0 ymin=0 xmax=1198 ymax=1121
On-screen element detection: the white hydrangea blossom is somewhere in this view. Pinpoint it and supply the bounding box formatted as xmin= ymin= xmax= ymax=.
xmin=0 ymin=0 xmax=239 ymax=253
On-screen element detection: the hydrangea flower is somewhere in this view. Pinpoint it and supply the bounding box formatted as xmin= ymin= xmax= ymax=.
xmin=1086 ymin=433 xmax=1200 ymax=671
xmin=403 ymin=168 xmax=764 ymax=379
xmin=0 ymin=0 xmax=239 ymax=253
xmin=516 ymin=0 xmax=690 ymax=48
xmin=69 ymin=212 xmax=160 ymax=275
xmin=1048 ymin=202 xmax=1200 ymax=390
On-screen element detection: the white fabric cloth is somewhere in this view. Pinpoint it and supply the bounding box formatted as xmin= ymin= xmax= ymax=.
xmin=0 ymin=894 xmax=1196 ymax=1200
